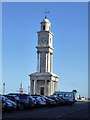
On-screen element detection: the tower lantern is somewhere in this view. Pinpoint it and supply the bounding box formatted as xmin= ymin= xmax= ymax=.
xmin=41 ymin=19 xmax=51 ymax=32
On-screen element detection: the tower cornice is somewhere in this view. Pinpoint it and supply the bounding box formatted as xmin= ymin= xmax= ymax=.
xmin=36 ymin=45 xmax=54 ymax=50
xmin=37 ymin=31 xmax=54 ymax=36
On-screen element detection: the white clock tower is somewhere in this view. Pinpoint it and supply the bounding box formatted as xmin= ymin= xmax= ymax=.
xmin=29 ymin=17 xmax=59 ymax=96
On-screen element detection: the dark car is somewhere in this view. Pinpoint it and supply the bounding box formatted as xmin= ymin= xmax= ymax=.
xmin=2 ymin=99 xmax=13 ymax=112
xmin=50 ymin=97 xmax=59 ymax=105
xmin=1 ymin=96 xmax=7 ymax=112
xmin=8 ymin=93 xmax=36 ymax=109
xmin=2 ymin=100 xmax=6 ymax=112
xmin=2 ymin=96 xmax=16 ymax=112
xmin=26 ymin=94 xmax=37 ymax=107
xmin=41 ymin=96 xmax=56 ymax=107
xmin=4 ymin=95 xmax=23 ymax=110
xmin=57 ymin=97 xmax=68 ymax=105
xmin=31 ymin=95 xmax=46 ymax=107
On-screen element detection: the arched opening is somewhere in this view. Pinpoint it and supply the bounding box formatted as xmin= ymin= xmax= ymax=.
xmin=49 ymin=26 xmax=50 ymax=31
xmin=50 ymin=38 xmax=51 ymax=43
xmin=43 ymin=25 xmax=45 ymax=30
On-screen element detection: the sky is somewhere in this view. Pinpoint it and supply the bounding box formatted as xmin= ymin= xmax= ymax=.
xmin=1 ymin=2 xmax=88 ymax=98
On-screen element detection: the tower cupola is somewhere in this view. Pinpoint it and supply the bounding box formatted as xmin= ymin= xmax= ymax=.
xmin=41 ymin=18 xmax=51 ymax=31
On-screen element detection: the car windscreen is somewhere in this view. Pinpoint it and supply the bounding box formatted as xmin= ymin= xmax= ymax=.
xmin=18 ymin=95 xmax=27 ymax=99
xmin=28 ymin=95 xmax=36 ymax=100
xmin=58 ymin=94 xmax=63 ymax=98
xmin=36 ymin=97 xmax=42 ymax=102
xmin=42 ymin=96 xmax=48 ymax=100
xmin=27 ymin=95 xmax=33 ymax=99
xmin=14 ymin=96 xmax=19 ymax=100
xmin=2 ymin=96 xmax=8 ymax=101
xmin=64 ymin=94 xmax=72 ymax=98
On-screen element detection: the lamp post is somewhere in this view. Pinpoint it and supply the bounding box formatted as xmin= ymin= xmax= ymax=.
xmin=3 ymin=83 xmax=5 ymax=95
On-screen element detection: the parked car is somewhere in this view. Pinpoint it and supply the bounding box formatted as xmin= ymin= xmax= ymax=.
xmin=2 ymin=96 xmax=16 ymax=111
xmin=31 ymin=95 xmax=46 ymax=107
xmin=52 ymin=91 xmax=75 ymax=105
xmin=41 ymin=96 xmax=56 ymax=107
xmin=4 ymin=95 xmax=24 ymax=110
xmin=2 ymin=101 xmax=6 ymax=112
xmin=1 ymin=95 xmax=7 ymax=112
xmin=57 ymin=97 xmax=68 ymax=105
xmin=8 ymin=93 xmax=36 ymax=109
xmin=50 ymin=97 xmax=59 ymax=105
xmin=2 ymin=100 xmax=13 ymax=112
xmin=26 ymin=94 xmax=37 ymax=107
xmin=3 ymin=96 xmax=17 ymax=110
xmin=40 ymin=96 xmax=46 ymax=103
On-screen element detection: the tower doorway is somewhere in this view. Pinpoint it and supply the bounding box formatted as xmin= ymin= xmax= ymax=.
xmin=40 ymin=87 xmax=44 ymax=95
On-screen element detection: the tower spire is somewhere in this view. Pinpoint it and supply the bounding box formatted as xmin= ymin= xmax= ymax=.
xmin=43 ymin=9 xmax=50 ymax=19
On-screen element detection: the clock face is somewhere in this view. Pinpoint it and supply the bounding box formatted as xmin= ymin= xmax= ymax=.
xmin=42 ymin=38 xmax=46 ymax=43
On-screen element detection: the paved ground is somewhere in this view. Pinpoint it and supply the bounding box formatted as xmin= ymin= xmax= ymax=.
xmin=2 ymin=101 xmax=89 ymax=120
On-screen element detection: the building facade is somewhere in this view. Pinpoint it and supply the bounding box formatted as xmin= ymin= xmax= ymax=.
xmin=29 ymin=17 xmax=59 ymax=96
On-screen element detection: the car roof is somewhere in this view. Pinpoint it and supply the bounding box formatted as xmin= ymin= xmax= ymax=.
xmin=54 ymin=91 xmax=74 ymax=94
xmin=8 ymin=93 xmax=29 ymax=95
xmin=5 ymin=95 xmax=19 ymax=97
xmin=31 ymin=94 xmax=40 ymax=96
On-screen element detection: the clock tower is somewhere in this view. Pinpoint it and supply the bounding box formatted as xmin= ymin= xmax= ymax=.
xmin=29 ymin=17 xmax=59 ymax=96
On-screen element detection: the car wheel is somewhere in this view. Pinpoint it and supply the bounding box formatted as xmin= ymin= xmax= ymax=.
xmin=46 ymin=103 xmax=50 ymax=107
xmin=19 ymin=104 xmax=24 ymax=110
xmin=67 ymin=101 xmax=72 ymax=106
xmin=60 ymin=102 xmax=63 ymax=106
xmin=38 ymin=104 xmax=41 ymax=108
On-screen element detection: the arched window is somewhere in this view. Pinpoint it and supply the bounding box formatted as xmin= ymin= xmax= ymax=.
xmin=50 ymin=38 xmax=51 ymax=43
xmin=43 ymin=25 xmax=45 ymax=30
xmin=49 ymin=26 xmax=50 ymax=31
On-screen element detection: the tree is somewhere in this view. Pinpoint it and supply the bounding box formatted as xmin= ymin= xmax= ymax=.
xmin=72 ymin=90 xmax=77 ymax=96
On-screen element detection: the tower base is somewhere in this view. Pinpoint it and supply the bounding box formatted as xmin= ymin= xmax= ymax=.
xmin=29 ymin=72 xmax=59 ymax=96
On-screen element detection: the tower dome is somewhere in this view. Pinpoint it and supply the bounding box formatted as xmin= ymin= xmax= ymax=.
xmin=42 ymin=18 xmax=50 ymax=23
xmin=40 ymin=18 xmax=51 ymax=31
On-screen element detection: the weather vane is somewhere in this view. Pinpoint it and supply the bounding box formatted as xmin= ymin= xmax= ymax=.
xmin=43 ymin=9 xmax=50 ymax=19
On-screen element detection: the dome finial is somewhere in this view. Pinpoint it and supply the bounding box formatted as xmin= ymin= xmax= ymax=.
xmin=45 ymin=16 xmax=47 ymax=19
xmin=43 ymin=8 xmax=50 ymax=19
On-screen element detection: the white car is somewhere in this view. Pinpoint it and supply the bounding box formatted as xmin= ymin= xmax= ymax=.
xmin=52 ymin=91 xmax=75 ymax=104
